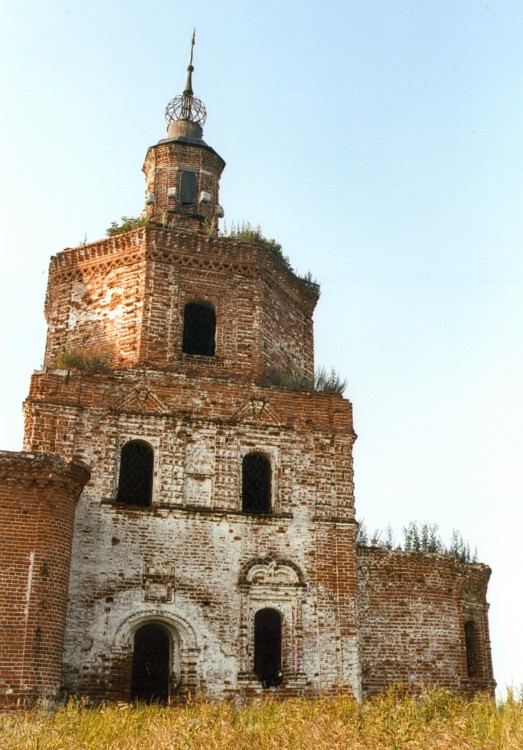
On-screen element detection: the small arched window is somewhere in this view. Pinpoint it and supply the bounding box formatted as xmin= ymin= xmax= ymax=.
xmin=116 ymin=440 xmax=154 ymax=507
xmin=182 ymin=301 xmax=216 ymax=356
xmin=464 ymin=620 xmax=479 ymax=678
xmin=254 ymin=608 xmax=283 ymax=688
xmin=242 ymin=452 xmax=271 ymax=514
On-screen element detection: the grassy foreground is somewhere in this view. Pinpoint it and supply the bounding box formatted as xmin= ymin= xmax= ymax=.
xmin=1 ymin=689 xmax=523 ymax=750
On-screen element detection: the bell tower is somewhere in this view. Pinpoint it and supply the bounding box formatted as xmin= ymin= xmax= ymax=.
xmin=21 ymin=36 xmax=361 ymax=703
xmin=142 ymin=33 xmax=225 ymax=233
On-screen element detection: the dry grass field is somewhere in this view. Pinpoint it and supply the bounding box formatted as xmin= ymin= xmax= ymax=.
xmin=1 ymin=688 xmax=523 ymax=750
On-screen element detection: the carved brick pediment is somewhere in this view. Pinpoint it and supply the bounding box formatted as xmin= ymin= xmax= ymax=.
xmin=230 ymin=396 xmax=281 ymax=425
xmin=111 ymin=386 xmax=168 ymax=415
xmin=240 ymin=558 xmax=305 ymax=587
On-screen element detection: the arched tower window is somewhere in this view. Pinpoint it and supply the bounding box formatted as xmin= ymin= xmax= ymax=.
xmin=130 ymin=623 xmax=170 ymax=703
xmin=116 ymin=440 xmax=154 ymax=507
xmin=254 ymin=608 xmax=283 ymax=688
xmin=182 ymin=301 xmax=216 ymax=356
xmin=242 ymin=452 xmax=271 ymax=514
xmin=464 ymin=620 xmax=479 ymax=677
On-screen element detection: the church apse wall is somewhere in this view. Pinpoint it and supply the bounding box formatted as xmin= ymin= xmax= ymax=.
xmin=357 ymin=546 xmax=494 ymax=698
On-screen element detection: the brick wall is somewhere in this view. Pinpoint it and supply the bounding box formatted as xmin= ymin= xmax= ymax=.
xmin=0 ymin=452 xmax=89 ymax=707
xmin=356 ymin=546 xmax=495 ymax=698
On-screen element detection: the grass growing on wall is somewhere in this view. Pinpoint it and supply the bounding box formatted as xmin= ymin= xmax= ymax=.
xmin=2 ymin=689 xmax=523 ymax=750
xmin=56 ymin=347 xmax=111 ymax=375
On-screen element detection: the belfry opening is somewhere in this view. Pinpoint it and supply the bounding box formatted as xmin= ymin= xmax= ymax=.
xmin=182 ymin=301 xmax=216 ymax=356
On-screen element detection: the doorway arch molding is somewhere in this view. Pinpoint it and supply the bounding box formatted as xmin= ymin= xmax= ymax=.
xmin=112 ymin=609 xmax=198 ymax=654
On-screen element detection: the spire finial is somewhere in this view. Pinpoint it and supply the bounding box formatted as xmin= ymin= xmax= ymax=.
xmin=189 ymin=28 xmax=195 ymax=67
xmin=184 ymin=29 xmax=196 ymax=96
xmin=165 ymin=30 xmax=207 ymax=129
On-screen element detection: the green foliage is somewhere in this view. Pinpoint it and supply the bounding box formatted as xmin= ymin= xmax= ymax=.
xmin=357 ymin=519 xmax=478 ymax=563
xmin=314 ymin=366 xmax=347 ymax=394
xmin=224 ymin=221 xmax=320 ymax=295
xmin=56 ymin=347 xmax=111 ymax=375
xmin=447 ymin=529 xmax=478 ymax=564
xmin=106 ymin=215 xmax=148 ymax=236
xmin=268 ymin=366 xmax=347 ymax=395
xmin=226 ymin=220 xmax=288 ymax=261
xmin=403 ymin=521 xmax=444 ymax=554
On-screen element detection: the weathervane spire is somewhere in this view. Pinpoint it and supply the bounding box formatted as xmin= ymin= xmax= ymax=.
xmin=165 ymin=29 xmax=207 ymax=132
xmin=183 ymin=29 xmax=196 ymax=96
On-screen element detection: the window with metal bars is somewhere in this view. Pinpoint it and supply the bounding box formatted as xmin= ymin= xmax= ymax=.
xmin=464 ymin=620 xmax=479 ymax=677
xmin=116 ymin=440 xmax=154 ymax=507
xmin=182 ymin=301 xmax=216 ymax=356
xmin=242 ymin=452 xmax=271 ymax=514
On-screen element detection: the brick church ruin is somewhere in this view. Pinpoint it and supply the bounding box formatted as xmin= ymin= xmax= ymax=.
xmin=0 ymin=44 xmax=495 ymax=706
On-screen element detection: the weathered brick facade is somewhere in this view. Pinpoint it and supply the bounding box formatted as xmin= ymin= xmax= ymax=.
xmin=0 ymin=60 xmax=494 ymax=706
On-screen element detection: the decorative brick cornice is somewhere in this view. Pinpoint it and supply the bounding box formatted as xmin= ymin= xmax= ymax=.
xmin=45 ymin=226 xmax=317 ymax=312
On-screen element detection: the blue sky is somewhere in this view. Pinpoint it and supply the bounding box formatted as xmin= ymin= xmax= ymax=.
xmin=1 ymin=0 xmax=523 ymax=694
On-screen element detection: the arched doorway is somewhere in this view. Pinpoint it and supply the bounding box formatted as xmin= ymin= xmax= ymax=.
xmin=130 ymin=623 xmax=170 ymax=703
xmin=254 ymin=608 xmax=283 ymax=688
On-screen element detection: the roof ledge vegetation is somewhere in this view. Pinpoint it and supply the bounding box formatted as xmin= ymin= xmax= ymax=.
xmin=357 ymin=520 xmax=478 ymax=564
xmin=224 ymin=221 xmax=320 ymax=296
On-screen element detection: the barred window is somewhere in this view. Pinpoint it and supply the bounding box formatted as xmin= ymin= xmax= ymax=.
xmin=464 ymin=620 xmax=479 ymax=677
xmin=182 ymin=301 xmax=216 ymax=356
xmin=242 ymin=452 xmax=271 ymax=514
xmin=254 ymin=608 xmax=282 ymax=688
xmin=116 ymin=440 xmax=154 ymax=507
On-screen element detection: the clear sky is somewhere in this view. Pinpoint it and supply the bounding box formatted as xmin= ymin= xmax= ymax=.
xmin=1 ymin=0 xmax=522 ymax=695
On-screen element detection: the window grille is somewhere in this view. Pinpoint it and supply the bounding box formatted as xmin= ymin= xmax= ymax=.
xmin=242 ymin=453 xmax=271 ymax=514
xmin=182 ymin=301 xmax=216 ymax=356
xmin=116 ymin=440 xmax=154 ymax=507
xmin=254 ymin=608 xmax=283 ymax=688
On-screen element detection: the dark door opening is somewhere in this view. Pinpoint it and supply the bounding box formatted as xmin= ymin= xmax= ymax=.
xmin=254 ymin=608 xmax=282 ymax=688
xmin=130 ymin=623 xmax=170 ymax=703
